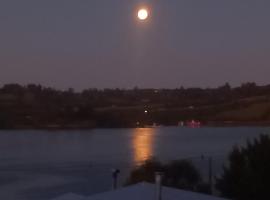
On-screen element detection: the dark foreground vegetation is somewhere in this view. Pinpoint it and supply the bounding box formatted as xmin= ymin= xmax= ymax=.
xmin=125 ymin=158 xmax=211 ymax=194
xmin=1 ymin=82 xmax=270 ymax=129
xmin=216 ymin=134 xmax=270 ymax=200
xmin=127 ymin=134 xmax=270 ymax=200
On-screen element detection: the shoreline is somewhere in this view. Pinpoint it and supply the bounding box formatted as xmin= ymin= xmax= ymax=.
xmin=1 ymin=121 xmax=270 ymax=130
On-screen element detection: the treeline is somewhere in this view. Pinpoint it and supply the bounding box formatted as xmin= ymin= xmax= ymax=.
xmin=0 ymin=82 xmax=270 ymax=129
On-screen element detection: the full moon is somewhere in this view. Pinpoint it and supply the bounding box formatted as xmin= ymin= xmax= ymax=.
xmin=138 ymin=9 xmax=148 ymax=20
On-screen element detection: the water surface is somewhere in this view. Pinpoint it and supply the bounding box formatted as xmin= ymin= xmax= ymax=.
xmin=0 ymin=127 xmax=269 ymax=200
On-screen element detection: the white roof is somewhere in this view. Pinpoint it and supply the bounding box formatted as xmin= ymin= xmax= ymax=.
xmin=52 ymin=182 xmax=229 ymax=200
xmin=51 ymin=193 xmax=86 ymax=200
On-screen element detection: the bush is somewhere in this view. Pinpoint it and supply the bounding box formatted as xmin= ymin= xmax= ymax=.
xmin=216 ymin=134 xmax=270 ymax=200
xmin=126 ymin=158 xmax=201 ymax=192
xmin=126 ymin=158 xmax=164 ymax=185
xmin=164 ymin=160 xmax=201 ymax=190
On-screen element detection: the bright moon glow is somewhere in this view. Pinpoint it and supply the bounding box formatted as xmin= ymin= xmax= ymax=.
xmin=138 ymin=9 xmax=148 ymax=20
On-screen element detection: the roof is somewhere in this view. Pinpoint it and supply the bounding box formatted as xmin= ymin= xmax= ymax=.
xmin=52 ymin=193 xmax=86 ymax=200
xmin=52 ymin=182 xmax=229 ymax=200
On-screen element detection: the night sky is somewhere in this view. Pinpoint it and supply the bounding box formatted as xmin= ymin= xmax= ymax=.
xmin=1 ymin=0 xmax=270 ymax=90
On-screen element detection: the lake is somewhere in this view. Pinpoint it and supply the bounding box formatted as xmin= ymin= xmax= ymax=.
xmin=0 ymin=127 xmax=269 ymax=200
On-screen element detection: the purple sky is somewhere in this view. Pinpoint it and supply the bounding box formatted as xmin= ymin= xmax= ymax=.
xmin=0 ymin=0 xmax=270 ymax=90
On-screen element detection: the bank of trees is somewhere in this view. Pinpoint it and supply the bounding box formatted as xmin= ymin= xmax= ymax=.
xmin=1 ymin=83 xmax=270 ymax=128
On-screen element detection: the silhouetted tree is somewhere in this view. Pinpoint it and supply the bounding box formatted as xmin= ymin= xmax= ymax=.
xmin=126 ymin=158 xmax=164 ymax=184
xmin=216 ymin=134 xmax=270 ymax=200
xmin=164 ymin=160 xmax=201 ymax=190
xmin=126 ymin=158 xmax=201 ymax=192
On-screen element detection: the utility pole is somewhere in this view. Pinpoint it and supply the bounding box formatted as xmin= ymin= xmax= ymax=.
xmin=201 ymin=155 xmax=213 ymax=194
xmin=208 ymin=156 xmax=213 ymax=194
xmin=112 ymin=169 xmax=120 ymax=190
xmin=155 ymin=172 xmax=163 ymax=200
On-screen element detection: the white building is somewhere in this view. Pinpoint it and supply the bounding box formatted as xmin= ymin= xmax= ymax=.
xmin=52 ymin=182 xmax=229 ymax=200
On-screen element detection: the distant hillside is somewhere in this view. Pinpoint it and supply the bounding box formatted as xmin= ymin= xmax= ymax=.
xmin=213 ymin=101 xmax=270 ymax=121
xmin=0 ymin=82 xmax=270 ymax=129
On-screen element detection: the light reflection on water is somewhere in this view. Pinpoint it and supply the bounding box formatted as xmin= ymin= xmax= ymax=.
xmin=132 ymin=128 xmax=155 ymax=165
xmin=0 ymin=127 xmax=269 ymax=200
